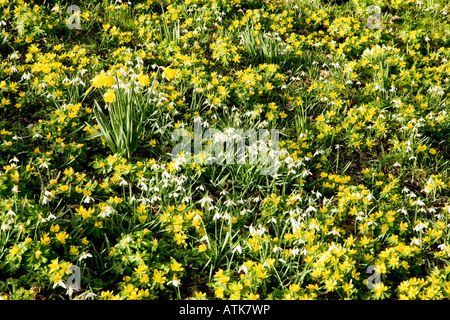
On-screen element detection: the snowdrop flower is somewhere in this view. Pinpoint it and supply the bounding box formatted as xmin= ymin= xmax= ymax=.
xmin=84 ymin=292 xmax=97 ymax=299
xmin=224 ymin=199 xmax=236 ymax=207
xmin=289 ymin=248 xmax=300 ymax=257
xmin=79 ymin=253 xmax=93 ymax=261
xmin=137 ymin=180 xmax=148 ymax=191
xmin=200 ymin=235 xmax=209 ymax=245
xmin=327 ymin=229 xmax=341 ymax=236
xmin=232 ymin=244 xmax=242 ymax=254
xmin=199 ymin=196 xmax=213 ymax=207
xmin=6 ymin=210 xmax=16 ymax=217
xmin=98 ymin=205 xmax=114 ymax=218
xmin=306 ymin=206 xmax=317 ymax=214
xmin=168 ymin=278 xmax=181 ymax=287
xmin=53 ymin=281 xmax=67 ymax=289
xmin=268 ymin=217 xmax=277 ymax=224
xmin=414 ymin=222 xmax=428 ymax=233
xmin=238 ymin=264 xmax=248 ymax=274
xmin=83 ymin=195 xmax=93 ymax=203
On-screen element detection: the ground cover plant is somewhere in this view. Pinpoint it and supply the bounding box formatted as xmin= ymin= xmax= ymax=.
xmin=0 ymin=0 xmax=449 ymax=300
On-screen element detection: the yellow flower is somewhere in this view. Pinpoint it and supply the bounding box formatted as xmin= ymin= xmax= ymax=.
xmin=48 ymin=258 xmax=60 ymax=273
xmin=92 ymin=73 xmax=107 ymax=88
xmin=215 ymin=269 xmax=230 ymax=285
xmin=289 ymin=283 xmax=300 ymax=293
xmin=135 ymin=264 xmax=148 ymax=274
xmin=163 ymin=67 xmax=177 ymax=80
xmin=104 ymin=75 xmax=115 ymax=87
xmin=104 ymin=89 xmax=116 ymax=103
xmin=95 ymin=221 xmax=103 ymax=228
xmin=417 ymin=144 xmax=427 ymax=152
xmin=246 ymin=292 xmax=260 ymax=300
xmin=138 ymin=74 xmax=150 ymax=85
xmin=40 ymin=232 xmax=51 ymax=245
xmin=429 ymin=148 xmax=437 ymax=155
xmin=174 ymin=232 xmax=187 ymax=245
xmin=101 ymin=290 xmax=113 ymax=299
xmin=9 ymin=246 xmax=19 ymax=256
xmin=139 ymin=275 xmax=149 ymax=284
xmin=64 ymin=167 xmax=74 ymax=176
xmin=149 ymin=139 xmax=157 ymax=147
xmin=194 ymin=291 xmax=206 ymax=300
xmin=69 ymin=246 xmax=79 ymax=255
xmin=56 ymin=231 xmax=69 ymax=244
xmin=373 ymin=282 xmax=389 ymax=299
xmin=171 ymin=260 xmax=184 ymax=272
xmin=199 ymin=244 xmax=207 ymax=252
xmin=153 ymin=269 xmax=166 ymax=284
xmin=230 ymin=292 xmax=240 ymax=299
xmin=215 ymin=286 xmax=225 ymax=298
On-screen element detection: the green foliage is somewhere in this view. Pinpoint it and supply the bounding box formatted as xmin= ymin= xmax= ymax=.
xmin=0 ymin=0 xmax=449 ymax=301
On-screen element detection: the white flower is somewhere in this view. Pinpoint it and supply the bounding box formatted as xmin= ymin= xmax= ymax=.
xmin=39 ymin=162 xmax=48 ymax=169
xmin=224 ymin=199 xmax=236 ymax=207
xmin=249 ymin=225 xmax=257 ymax=236
xmin=222 ymin=212 xmax=231 ymax=221
xmin=327 ymin=229 xmax=341 ymax=236
xmin=306 ymin=206 xmax=317 ymax=214
xmin=54 ymin=281 xmax=67 ymax=289
xmin=199 ymin=235 xmax=209 ymax=244
xmin=289 ymin=248 xmax=300 ymax=257
xmin=6 ymin=210 xmax=16 ymax=217
xmin=84 ymin=292 xmax=97 ymax=299
xmin=414 ymin=222 xmax=428 ymax=233
xmin=199 ymin=196 xmax=213 ymax=208
xmin=272 ymin=246 xmax=282 ymax=253
xmin=79 ymin=253 xmax=93 ymax=261
xmin=168 ymin=278 xmax=181 ymax=287
xmin=309 ymin=223 xmax=320 ymax=231
xmin=137 ymin=180 xmax=148 ymax=191
xmin=98 ymin=205 xmax=114 ymax=218
xmin=268 ymin=217 xmax=277 ymax=224
xmin=238 ymin=264 xmax=248 ymax=274
xmin=83 ymin=196 xmax=93 ymax=203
